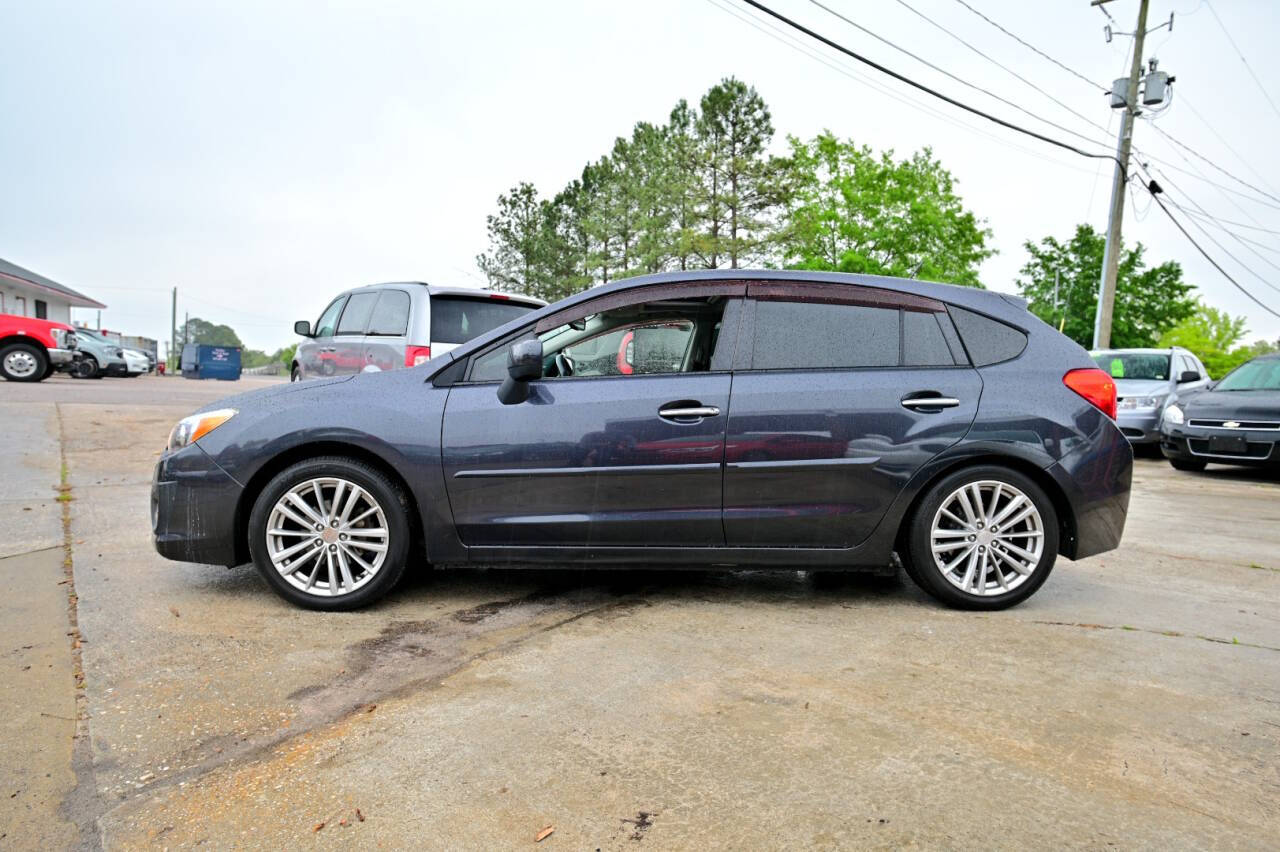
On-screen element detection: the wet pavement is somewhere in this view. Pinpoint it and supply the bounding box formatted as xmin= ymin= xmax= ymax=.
xmin=2 ymin=374 xmax=1278 ymax=848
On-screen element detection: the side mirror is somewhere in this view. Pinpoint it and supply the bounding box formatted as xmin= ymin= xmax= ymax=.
xmin=1178 ymin=370 xmax=1201 ymax=384
xmin=496 ymin=338 xmax=543 ymax=405
xmin=294 ymin=320 xmax=312 ymax=337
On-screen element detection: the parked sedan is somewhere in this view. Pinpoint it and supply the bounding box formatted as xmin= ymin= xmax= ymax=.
xmin=1089 ymin=347 xmax=1211 ymax=445
xmin=122 ymin=348 xmax=151 ymax=376
xmin=152 ymin=271 xmax=1132 ymax=612
xmin=1160 ymin=353 xmax=1280 ymax=471
xmin=70 ymin=328 xmax=128 ymax=378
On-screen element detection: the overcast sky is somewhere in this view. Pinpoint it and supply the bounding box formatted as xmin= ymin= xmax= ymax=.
xmin=3 ymin=0 xmax=1278 ymax=353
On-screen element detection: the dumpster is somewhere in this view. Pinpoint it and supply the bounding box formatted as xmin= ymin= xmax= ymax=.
xmin=181 ymin=343 xmax=242 ymax=381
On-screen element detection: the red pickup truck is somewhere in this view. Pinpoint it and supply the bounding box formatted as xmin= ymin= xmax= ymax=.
xmin=0 ymin=313 xmax=80 ymax=382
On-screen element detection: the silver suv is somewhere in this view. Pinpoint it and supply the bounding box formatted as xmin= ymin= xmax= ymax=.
xmin=1089 ymin=346 xmax=1212 ymax=444
xmin=291 ymin=283 xmax=544 ymax=381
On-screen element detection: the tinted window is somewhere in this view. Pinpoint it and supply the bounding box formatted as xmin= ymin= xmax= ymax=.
xmin=432 ymin=297 xmax=536 ymax=345
xmin=752 ymin=301 xmax=899 ymax=369
xmin=337 ymin=292 xmax=378 ymax=335
xmin=314 ymin=296 xmax=347 ymax=338
xmin=367 ymin=290 xmax=411 ymax=336
xmin=948 ymin=307 xmax=1028 ymax=366
xmin=903 ymin=310 xmax=955 ymax=366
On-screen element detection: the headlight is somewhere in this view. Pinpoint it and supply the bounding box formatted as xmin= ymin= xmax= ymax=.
xmin=1163 ymin=404 xmax=1184 ymax=426
xmin=1118 ymin=394 xmax=1167 ymax=410
xmin=167 ymin=408 xmax=237 ymax=450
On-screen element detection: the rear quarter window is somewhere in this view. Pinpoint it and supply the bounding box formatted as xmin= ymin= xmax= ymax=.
xmin=431 ymin=297 xmax=538 ymax=345
xmin=947 ymin=306 xmax=1028 ymax=366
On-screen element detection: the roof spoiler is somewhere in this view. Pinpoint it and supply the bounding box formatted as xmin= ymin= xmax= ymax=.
xmin=999 ymin=293 xmax=1029 ymax=311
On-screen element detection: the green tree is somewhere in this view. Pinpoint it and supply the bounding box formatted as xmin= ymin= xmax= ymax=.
xmin=695 ymin=77 xmax=777 ymax=268
xmin=177 ymin=317 xmax=243 ymax=347
xmin=476 ymin=182 xmax=552 ymax=296
xmin=1017 ymin=224 xmax=1196 ymax=348
xmin=276 ymin=343 xmax=298 ymax=371
xmin=1159 ymin=303 xmax=1276 ymax=378
xmin=777 ymin=132 xmax=992 ymax=285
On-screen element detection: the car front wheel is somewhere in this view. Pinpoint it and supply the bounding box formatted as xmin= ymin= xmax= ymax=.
xmin=0 ymin=342 xmax=49 ymax=382
xmin=905 ymin=466 xmax=1059 ymax=610
xmin=74 ymin=356 xmax=100 ymax=379
xmin=248 ymin=457 xmax=411 ymax=610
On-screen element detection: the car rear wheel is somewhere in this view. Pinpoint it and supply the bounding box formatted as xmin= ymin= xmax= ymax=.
xmin=1168 ymin=458 xmax=1207 ymax=472
xmin=905 ymin=466 xmax=1059 ymax=610
xmin=290 ymin=365 xmax=301 ymax=382
xmin=248 ymin=457 xmax=410 ymax=610
xmin=0 ymin=342 xmax=49 ymax=382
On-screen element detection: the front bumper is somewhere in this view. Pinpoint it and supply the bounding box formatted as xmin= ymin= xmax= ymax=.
xmin=1114 ymin=409 xmax=1162 ymax=443
xmin=1161 ymin=424 xmax=1279 ymax=468
xmin=152 ymin=444 xmax=245 ymax=566
xmin=48 ymin=347 xmax=77 ymax=365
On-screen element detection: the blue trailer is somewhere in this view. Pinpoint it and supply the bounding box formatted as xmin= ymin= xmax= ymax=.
xmin=181 ymin=343 xmax=242 ymax=381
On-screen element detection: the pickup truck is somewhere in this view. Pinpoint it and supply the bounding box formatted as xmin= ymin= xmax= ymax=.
xmin=0 ymin=313 xmax=80 ymax=382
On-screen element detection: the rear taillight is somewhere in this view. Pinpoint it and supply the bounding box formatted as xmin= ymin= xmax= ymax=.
xmin=1063 ymin=368 xmax=1117 ymax=420
xmin=404 ymin=345 xmax=432 ymax=367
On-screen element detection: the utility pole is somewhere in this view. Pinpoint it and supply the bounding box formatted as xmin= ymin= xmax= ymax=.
xmin=1092 ymin=0 xmax=1150 ymax=350
xmin=170 ymin=287 xmax=177 ymax=373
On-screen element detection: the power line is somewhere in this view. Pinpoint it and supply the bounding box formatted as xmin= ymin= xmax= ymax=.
xmin=1205 ymin=0 xmax=1280 ymax=126
xmin=948 ymin=0 xmax=1110 ymax=93
xmin=1175 ymin=92 xmax=1280 ymax=198
xmin=1173 ymin=211 xmax=1280 ymax=237
xmin=1148 ymin=122 xmax=1280 ymax=207
xmin=888 ymin=0 xmax=1115 ymax=140
xmin=738 ymin=0 xmax=1122 ymax=171
xmin=802 ymin=0 xmax=1112 ymax=150
xmin=1139 ymin=178 xmax=1280 ymax=317
xmin=703 ymin=0 xmax=1106 ymax=176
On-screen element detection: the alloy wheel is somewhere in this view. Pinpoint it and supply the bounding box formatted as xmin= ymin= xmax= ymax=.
xmin=929 ymin=480 xmax=1044 ymax=596
xmin=3 ymin=350 xmax=38 ymax=379
xmin=265 ymin=476 xmax=389 ymax=597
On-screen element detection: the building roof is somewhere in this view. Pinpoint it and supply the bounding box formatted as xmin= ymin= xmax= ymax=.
xmin=0 ymin=257 xmax=107 ymax=309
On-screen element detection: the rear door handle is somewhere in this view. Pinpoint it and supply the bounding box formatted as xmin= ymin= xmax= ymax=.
xmin=659 ymin=405 xmax=721 ymax=420
xmin=901 ymin=396 xmax=960 ymax=410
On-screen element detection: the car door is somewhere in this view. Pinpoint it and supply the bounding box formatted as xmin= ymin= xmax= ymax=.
xmin=362 ymin=289 xmax=411 ymax=372
xmin=723 ymin=281 xmax=981 ymax=549
xmin=440 ymin=283 xmax=743 ymax=549
xmin=300 ymin=295 xmax=347 ymax=378
xmin=330 ymin=291 xmax=378 ymax=375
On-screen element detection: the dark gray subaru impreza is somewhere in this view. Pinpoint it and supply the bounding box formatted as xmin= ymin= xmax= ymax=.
xmin=153 ymin=270 xmax=1132 ymax=611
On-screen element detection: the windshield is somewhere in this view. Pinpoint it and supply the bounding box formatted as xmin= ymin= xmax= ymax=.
xmin=1092 ymin=352 xmax=1171 ymax=381
xmin=1215 ymin=358 xmax=1280 ymax=391
xmin=431 ymin=297 xmax=537 ymax=345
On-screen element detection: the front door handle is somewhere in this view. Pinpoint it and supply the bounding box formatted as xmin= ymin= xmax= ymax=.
xmin=659 ymin=405 xmax=721 ymax=420
xmin=901 ymin=396 xmax=960 ymax=410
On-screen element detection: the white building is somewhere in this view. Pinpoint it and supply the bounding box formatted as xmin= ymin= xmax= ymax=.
xmin=1 ymin=257 xmax=106 ymax=323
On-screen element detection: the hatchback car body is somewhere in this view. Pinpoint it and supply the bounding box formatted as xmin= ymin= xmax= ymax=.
xmin=153 ymin=271 xmax=1132 ymax=611
xmin=1089 ymin=347 xmax=1211 ymax=444
xmin=1160 ymin=353 xmax=1280 ymax=471
xmin=290 ymin=282 xmax=545 ymax=381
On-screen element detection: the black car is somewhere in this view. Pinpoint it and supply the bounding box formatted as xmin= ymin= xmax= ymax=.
xmin=152 ymin=271 xmax=1132 ymax=611
xmin=1160 ymin=353 xmax=1280 ymax=471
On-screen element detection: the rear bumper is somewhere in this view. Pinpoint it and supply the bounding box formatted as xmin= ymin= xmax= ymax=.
xmin=152 ymin=445 xmax=245 ymax=566
xmin=1047 ymin=422 xmax=1133 ymax=560
xmin=1160 ymin=425 xmax=1280 ymax=468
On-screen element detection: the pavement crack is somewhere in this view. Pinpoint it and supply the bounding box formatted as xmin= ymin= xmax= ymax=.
xmin=1026 ymin=620 xmax=1280 ymax=653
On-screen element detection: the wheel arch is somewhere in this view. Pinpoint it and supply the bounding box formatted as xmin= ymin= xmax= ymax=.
xmin=891 ymin=454 xmax=1078 ymax=561
xmin=0 ymin=334 xmax=50 ymax=352
xmin=233 ymin=440 xmax=424 ymax=566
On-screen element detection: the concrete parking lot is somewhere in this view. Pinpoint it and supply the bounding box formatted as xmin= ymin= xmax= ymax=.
xmin=2 ymin=374 xmax=1278 ymax=849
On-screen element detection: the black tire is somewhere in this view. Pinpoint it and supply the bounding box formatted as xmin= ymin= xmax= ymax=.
xmin=903 ymin=465 xmax=1059 ymax=611
xmin=0 ymin=342 xmax=50 ymax=382
xmin=74 ymin=355 xmax=100 ymax=379
xmin=290 ymin=365 xmax=301 ymax=382
xmin=41 ymin=362 xmax=55 ymax=380
xmin=1169 ymin=457 xmax=1207 ymax=472
xmin=247 ymin=456 xmax=411 ymax=610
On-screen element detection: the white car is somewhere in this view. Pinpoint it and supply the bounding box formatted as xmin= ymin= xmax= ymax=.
xmin=122 ymin=348 xmax=151 ymax=376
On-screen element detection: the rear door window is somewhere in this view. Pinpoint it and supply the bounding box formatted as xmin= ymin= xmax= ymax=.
xmin=902 ymin=310 xmax=956 ymax=366
xmin=367 ymin=290 xmax=411 ymax=336
xmin=752 ymin=302 xmax=900 ymax=369
xmin=431 ymin=297 xmax=538 ymax=345
xmin=337 ymin=292 xmax=378 ymax=335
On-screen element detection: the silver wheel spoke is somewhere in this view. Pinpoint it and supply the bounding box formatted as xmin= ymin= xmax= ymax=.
xmin=265 ymin=476 xmax=389 ymax=597
xmin=930 ymin=480 xmax=1043 ymax=598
